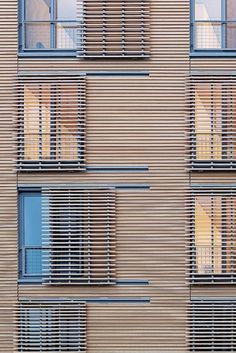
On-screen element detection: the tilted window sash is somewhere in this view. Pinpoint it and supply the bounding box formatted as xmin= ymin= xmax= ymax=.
xmin=189 ymin=189 xmax=236 ymax=283
xmin=42 ymin=188 xmax=116 ymax=285
xmin=17 ymin=301 xmax=86 ymax=352
xmin=17 ymin=76 xmax=86 ymax=171
xmin=80 ymin=0 xmax=149 ymax=58
xmin=190 ymin=300 xmax=236 ymax=352
xmin=188 ymin=76 xmax=236 ymax=170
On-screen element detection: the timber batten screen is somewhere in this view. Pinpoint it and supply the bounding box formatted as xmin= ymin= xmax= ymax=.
xmin=17 ymin=76 xmax=86 ymax=171
xmin=189 ymin=76 xmax=236 ymax=170
xmin=190 ymin=300 xmax=236 ymax=352
xmin=42 ymin=188 xmax=116 ymax=285
xmin=81 ymin=0 xmax=149 ymax=58
xmin=17 ymin=301 xmax=86 ymax=352
xmin=189 ymin=189 xmax=236 ymax=283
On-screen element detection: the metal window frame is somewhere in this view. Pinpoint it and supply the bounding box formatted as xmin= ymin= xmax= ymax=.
xmin=191 ymin=0 xmax=236 ymax=54
xmin=19 ymin=0 xmax=79 ymax=55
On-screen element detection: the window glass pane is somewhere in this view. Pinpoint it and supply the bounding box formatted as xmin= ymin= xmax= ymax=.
xmin=226 ymin=23 xmax=236 ymax=48
xmin=226 ymin=0 xmax=236 ymax=20
xmin=195 ymin=22 xmax=222 ymax=49
xmin=195 ymin=0 xmax=221 ymax=20
xmin=22 ymin=193 xmax=42 ymax=247
xmin=25 ymin=23 xmax=50 ymax=49
xmin=25 ymin=0 xmax=50 ymax=21
xmin=56 ymin=22 xmax=78 ymax=49
xmin=56 ymin=0 xmax=77 ymax=20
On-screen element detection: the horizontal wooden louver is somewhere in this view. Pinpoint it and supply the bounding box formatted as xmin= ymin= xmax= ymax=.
xmin=189 ymin=189 xmax=236 ymax=283
xmin=17 ymin=76 xmax=86 ymax=171
xmin=188 ymin=76 xmax=236 ymax=170
xmin=190 ymin=299 xmax=236 ymax=352
xmin=17 ymin=301 xmax=86 ymax=352
xmin=42 ymin=188 xmax=116 ymax=285
xmin=81 ymin=0 xmax=149 ymax=57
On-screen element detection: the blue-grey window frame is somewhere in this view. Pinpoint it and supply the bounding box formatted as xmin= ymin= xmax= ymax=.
xmin=18 ymin=0 xmax=79 ymax=57
xmin=18 ymin=190 xmax=43 ymax=283
xmin=191 ymin=0 xmax=236 ymax=57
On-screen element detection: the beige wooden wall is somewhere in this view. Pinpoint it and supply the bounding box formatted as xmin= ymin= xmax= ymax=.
xmin=0 ymin=0 xmax=191 ymax=352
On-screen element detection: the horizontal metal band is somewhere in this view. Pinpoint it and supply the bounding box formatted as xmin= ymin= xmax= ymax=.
xmin=19 ymin=297 xmax=150 ymax=303
xmin=18 ymin=184 xmax=150 ymax=190
xmin=86 ymin=166 xmax=149 ymax=172
xmin=18 ymin=70 xmax=150 ymax=77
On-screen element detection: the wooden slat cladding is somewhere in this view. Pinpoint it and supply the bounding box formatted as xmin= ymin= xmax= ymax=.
xmin=82 ymin=0 xmax=149 ymax=58
xmin=188 ymin=189 xmax=236 ymax=284
xmin=42 ymin=188 xmax=116 ymax=285
xmin=17 ymin=300 xmax=86 ymax=352
xmin=0 ymin=0 xmax=18 ymax=351
xmin=188 ymin=76 xmax=236 ymax=170
xmin=17 ymin=76 xmax=86 ymax=171
xmin=189 ymin=299 xmax=236 ymax=352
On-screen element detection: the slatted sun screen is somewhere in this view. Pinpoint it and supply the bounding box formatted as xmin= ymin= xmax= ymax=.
xmin=189 ymin=189 xmax=236 ymax=283
xmin=188 ymin=76 xmax=236 ymax=169
xmin=17 ymin=301 xmax=86 ymax=352
xmin=81 ymin=0 xmax=149 ymax=57
xmin=190 ymin=299 xmax=236 ymax=352
xmin=17 ymin=76 xmax=86 ymax=171
xmin=42 ymin=188 xmax=116 ymax=285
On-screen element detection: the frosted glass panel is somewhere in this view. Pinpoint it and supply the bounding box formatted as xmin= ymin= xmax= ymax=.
xmin=226 ymin=23 xmax=236 ymax=48
xmin=56 ymin=22 xmax=77 ymax=48
xmin=25 ymin=0 xmax=50 ymax=21
xmin=25 ymin=23 xmax=50 ymax=49
xmin=195 ymin=23 xmax=222 ymax=49
xmin=195 ymin=0 xmax=221 ymax=20
xmin=56 ymin=0 xmax=77 ymax=20
xmin=226 ymin=0 xmax=236 ymax=20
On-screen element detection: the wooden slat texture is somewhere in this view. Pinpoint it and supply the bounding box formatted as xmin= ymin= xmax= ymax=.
xmin=81 ymin=0 xmax=149 ymax=58
xmin=42 ymin=188 xmax=116 ymax=285
xmin=0 ymin=0 xmax=18 ymax=352
xmin=0 ymin=0 xmax=193 ymax=352
xmin=17 ymin=76 xmax=86 ymax=171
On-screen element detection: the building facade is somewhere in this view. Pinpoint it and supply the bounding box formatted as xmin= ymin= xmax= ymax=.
xmin=0 ymin=0 xmax=235 ymax=352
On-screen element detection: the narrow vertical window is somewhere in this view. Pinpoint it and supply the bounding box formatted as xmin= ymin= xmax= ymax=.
xmin=19 ymin=192 xmax=42 ymax=279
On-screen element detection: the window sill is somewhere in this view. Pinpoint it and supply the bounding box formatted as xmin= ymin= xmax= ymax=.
xmin=18 ymin=51 xmax=77 ymax=58
xmin=191 ymin=51 xmax=236 ymax=58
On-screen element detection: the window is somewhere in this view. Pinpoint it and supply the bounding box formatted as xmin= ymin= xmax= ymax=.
xmin=19 ymin=188 xmax=116 ymax=284
xmin=192 ymin=0 xmax=236 ymax=52
xmin=18 ymin=301 xmax=86 ymax=352
xmin=190 ymin=300 xmax=236 ymax=351
xmin=19 ymin=0 xmax=149 ymax=57
xmin=19 ymin=0 xmax=82 ymax=54
xmin=191 ymin=190 xmax=236 ymax=283
xmin=19 ymin=192 xmax=42 ymax=279
xmin=189 ymin=76 xmax=236 ymax=169
xmin=18 ymin=76 xmax=86 ymax=171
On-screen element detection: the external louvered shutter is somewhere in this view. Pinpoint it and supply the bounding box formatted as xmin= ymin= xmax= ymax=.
xmin=189 ymin=189 xmax=236 ymax=283
xmin=17 ymin=301 xmax=86 ymax=352
xmin=18 ymin=76 xmax=86 ymax=171
xmin=190 ymin=300 xmax=236 ymax=351
xmin=188 ymin=76 xmax=236 ymax=170
xmin=81 ymin=0 xmax=149 ymax=57
xmin=42 ymin=188 xmax=116 ymax=285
